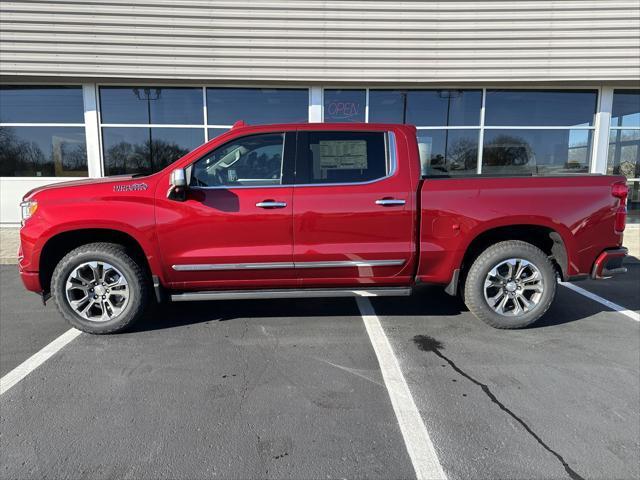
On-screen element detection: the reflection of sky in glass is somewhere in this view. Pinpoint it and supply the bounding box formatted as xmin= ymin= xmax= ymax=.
xmin=207 ymin=88 xmax=308 ymax=125
xmin=611 ymin=112 xmax=640 ymax=128
xmin=100 ymin=87 xmax=203 ymax=125
xmin=208 ymin=128 xmax=229 ymax=141
xmin=568 ymin=129 xmax=589 ymax=148
xmin=485 ymin=90 xmax=597 ymax=127
xmin=0 ymin=87 xmax=84 ymax=123
xmin=611 ymin=91 xmax=640 ymax=128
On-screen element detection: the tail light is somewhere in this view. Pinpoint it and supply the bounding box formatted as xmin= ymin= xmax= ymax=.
xmin=612 ymin=181 xmax=628 ymax=234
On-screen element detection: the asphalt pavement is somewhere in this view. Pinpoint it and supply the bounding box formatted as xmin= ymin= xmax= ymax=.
xmin=0 ymin=264 xmax=638 ymax=480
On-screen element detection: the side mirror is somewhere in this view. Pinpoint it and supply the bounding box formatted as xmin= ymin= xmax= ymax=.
xmin=168 ymin=168 xmax=187 ymax=201
xmin=170 ymin=168 xmax=186 ymax=187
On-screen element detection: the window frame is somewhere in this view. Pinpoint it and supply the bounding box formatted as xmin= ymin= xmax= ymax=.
xmin=294 ymin=130 xmax=396 ymax=187
xmin=187 ymin=131 xmax=296 ymax=189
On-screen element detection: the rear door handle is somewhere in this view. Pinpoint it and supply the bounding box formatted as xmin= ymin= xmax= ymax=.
xmin=375 ymin=198 xmax=406 ymax=206
xmin=256 ymin=201 xmax=287 ymax=209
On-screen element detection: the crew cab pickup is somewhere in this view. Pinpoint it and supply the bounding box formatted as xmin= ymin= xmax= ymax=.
xmin=18 ymin=122 xmax=629 ymax=334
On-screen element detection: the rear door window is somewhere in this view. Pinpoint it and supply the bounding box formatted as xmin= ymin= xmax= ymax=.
xmin=296 ymin=131 xmax=389 ymax=184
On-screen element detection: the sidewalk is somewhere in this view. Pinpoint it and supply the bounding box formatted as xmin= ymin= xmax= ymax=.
xmin=2 ymin=225 xmax=638 ymax=266
xmin=0 ymin=228 xmax=20 ymax=264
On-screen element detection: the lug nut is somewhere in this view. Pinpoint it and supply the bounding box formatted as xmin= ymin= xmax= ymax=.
xmin=93 ymin=295 xmax=98 ymax=299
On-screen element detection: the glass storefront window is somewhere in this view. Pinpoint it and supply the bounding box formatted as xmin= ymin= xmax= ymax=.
xmin=102 ymin=127 xmax=203 ymax=175
xmin=207 ymin=88 xmax=308 ymax=125
xmin=418 ymin=129 xmax=479 ymax=176
xmin=611 ymin=90 xmax=640 ymax=128
xmin=0 ymin=86 xmax=84 ymax=123
xmin=100 ymin=87 xmax=203 ymax=125
xmin=369 ymin=90 xmax=481 ymax=126
xmin=610 ymin=90 xmax=640 ymax=222
xmin=368 ymin=90 xmax=405 ymax=123
xmin=0 ymin=126 xmax=87 ymax=177
xmin=482 ymin=129 xmax=591 ymax=176
xmin=207 ymin=128 xmax=229 ymax=141
xmin=608 ymin=129 xmax=640 ymax=178
xmin=324 ymin=89 xmax=366 ymax=122
xmin=485 ymin=90 xmax=597 ymax=127
xmin=409 ymin=90 xmax=481 ymax=126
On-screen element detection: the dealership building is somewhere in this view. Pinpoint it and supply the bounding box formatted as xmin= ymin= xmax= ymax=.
xmin=1 ymin=0 xmax=639 ymax=224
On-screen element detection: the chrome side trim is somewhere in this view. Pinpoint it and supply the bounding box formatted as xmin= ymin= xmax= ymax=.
xmin=172 ymin=259 xmax=405 ymax=271
xmin=172 ymin=262 xmax=294 ymax=271
xmin=294 ymin=259 xmax=405 ymax=269
xmin=171 ymin=287 xmax=412 ymax=302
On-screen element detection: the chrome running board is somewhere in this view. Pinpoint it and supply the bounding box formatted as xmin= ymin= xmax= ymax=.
xmin=170 ymin=287 xmax=412 ymax=302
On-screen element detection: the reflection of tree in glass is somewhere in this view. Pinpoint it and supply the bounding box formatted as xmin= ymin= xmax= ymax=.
xmin=609 ymin=130 xmax=640 ymax=179
xmin=152 ymin=139 xmax=190 ymax=171
xmin=0 ymin=127 xmax=48 ymax=176
xmin=484 ymin=135 xmax=533 ymax=167
xmin=60 ymin=142 xmax=88 ymax=172
xmin=447 ymin=137 xmax=478 ymax=171
xmin=106 ymin=139 xmax=189 ymax=175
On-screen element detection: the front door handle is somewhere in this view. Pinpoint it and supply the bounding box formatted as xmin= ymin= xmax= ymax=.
xmin=375 ymin=198 xmax=406 ymax=206
xmin=256 ymin=201 xmax=287 ymax=209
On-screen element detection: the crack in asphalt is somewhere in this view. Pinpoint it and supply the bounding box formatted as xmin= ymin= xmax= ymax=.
xmin=412 ymin=335 xmax=585 ymax=480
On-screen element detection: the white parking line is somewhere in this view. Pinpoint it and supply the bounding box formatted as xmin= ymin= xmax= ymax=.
xmin=0 ymin=328 xmax=81 ymax=396
xmin=559 ymin=282 xmax=640 ymax=322
xmin=356 ymin=297 xmax=447 ymax=480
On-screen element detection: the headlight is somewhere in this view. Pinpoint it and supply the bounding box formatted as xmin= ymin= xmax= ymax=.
xmin=20 ymin=200 xmax=38 ymax=223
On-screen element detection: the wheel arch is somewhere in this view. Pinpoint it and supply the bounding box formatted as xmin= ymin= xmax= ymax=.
xmin=39 ymin=228 xmax=155 ymax=294
xmin=458 ymin=224 xmax=569 ymax=289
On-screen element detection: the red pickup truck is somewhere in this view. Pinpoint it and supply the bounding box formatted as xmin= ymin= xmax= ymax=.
xmin=18 ymin=122 xmax=629 ymax=334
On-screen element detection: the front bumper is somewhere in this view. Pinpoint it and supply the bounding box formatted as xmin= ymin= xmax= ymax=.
xmin=591 ymin=247 xmax=628 ymax=279
xmin=19 ymin=267 xmax=42 ymax=292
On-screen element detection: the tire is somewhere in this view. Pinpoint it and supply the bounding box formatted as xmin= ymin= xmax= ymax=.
xmin=51 ymin=242 xmax=150 ymax=334
xmin=463 ymin=240 xmax=556 ymax=329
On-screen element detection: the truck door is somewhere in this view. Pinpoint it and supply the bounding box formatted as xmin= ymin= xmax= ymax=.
xmin=155 ymin=131 xmax=297 ymax=289
xmin=292 ymin=129 xmax=416 ymax=286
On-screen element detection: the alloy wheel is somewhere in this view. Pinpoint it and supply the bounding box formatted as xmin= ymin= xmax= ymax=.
xmin=65 ymin=261 xmax=130 ymax=322
xmin=483 ymin=258 xmax=544 ymax=317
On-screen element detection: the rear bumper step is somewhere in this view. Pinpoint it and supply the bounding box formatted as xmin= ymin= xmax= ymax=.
xmin=591 ymin=247 xmax=628 ymax=279
xmin=170 ymin=287 xmax=412 ymax=302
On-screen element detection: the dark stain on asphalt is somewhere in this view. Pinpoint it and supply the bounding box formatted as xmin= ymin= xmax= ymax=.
xmin=412 ymin=334 xmax=585 ymax=480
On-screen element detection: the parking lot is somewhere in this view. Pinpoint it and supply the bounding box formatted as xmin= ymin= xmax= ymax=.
xmin=0 ymin=259 xmax=638 ymax=479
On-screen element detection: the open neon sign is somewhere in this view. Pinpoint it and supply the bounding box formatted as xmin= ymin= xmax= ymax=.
xmin=327 ymin=101 xmax=362 ymax=120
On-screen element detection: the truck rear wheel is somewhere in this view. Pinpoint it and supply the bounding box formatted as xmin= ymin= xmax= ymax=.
xmin=463 ymin=240 xmax=556 ymax=329
xmin=51 ymin=242 xmax=150 ymax=334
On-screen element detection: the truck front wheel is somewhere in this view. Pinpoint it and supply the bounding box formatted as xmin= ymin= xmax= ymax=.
xmin=51 ymin=243 xmax=150 ymax=334
xmin=464 ymin=240 xmax=556 ymax=329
